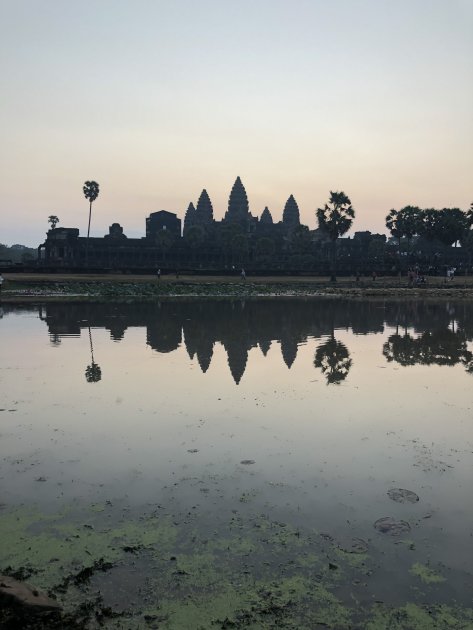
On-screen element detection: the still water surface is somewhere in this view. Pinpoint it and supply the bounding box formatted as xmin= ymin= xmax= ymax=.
xmin=0 ymin=299 xmax=472 ymax=628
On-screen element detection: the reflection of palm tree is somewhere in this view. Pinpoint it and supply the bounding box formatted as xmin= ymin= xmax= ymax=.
xmin=314 ymin=337 xmax=352 ymax=384
xmin=85 ymin=326 xmax=102 ymax=383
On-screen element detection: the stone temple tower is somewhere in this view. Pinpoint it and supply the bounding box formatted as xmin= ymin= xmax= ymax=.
xmin=195 ymin=190 xmax=214 ymax=226
xmin=282 ymin=194 xmax=300 ymax=229
xmin=224 ymin=177 xmax=250 ymax=225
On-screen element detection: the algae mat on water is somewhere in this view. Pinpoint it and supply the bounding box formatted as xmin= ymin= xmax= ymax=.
xmin=1 ymin=503 xmax=473 ymax=629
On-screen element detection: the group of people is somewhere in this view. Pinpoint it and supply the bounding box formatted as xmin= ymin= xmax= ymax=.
xmin=407 ymin=267 xmax=426 ymax=286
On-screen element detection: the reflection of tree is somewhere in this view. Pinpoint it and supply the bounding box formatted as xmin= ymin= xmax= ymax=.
xmin=85 ymin=326 xmax=102 ymax=383
xmin=314 ymin=337 xmax=352 ymax=385
xmin=383 ymin=328 xmax=473 ymax=373
xmin=382 ymin=333 xmax=418 ymax=365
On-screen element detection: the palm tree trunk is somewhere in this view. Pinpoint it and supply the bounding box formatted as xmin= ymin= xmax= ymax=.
xmin=86 ymin=201 xmax=92 ymax=267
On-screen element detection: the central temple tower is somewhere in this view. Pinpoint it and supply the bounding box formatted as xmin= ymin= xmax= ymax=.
xmin=224 ymin=177 xmax=250 ymax=225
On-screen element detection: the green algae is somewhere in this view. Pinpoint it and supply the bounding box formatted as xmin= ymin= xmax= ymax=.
xmin=0 ymin=505 xmax=177 ymax=590
xmin=410 ymin=562 xmax=446 ymax=584
xmin=153 ymin=574 xmax=351 ymax=630
xmin=211 ymin=535 xmax=257 ymax=555
xmin=1 ymin=504 xmax=473 ymax=629
xmin=332 ymin=546 xmax=369 ymax=570
xmin=365 ymin=603 xmax=473 ymax=630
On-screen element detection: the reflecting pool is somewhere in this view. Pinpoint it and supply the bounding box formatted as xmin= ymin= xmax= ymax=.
xmin=1 ymin=299 xmax=472 ymax=628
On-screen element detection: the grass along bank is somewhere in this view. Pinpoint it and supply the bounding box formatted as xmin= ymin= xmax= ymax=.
xmin=3 ymin=273 xmax=473 ymax=301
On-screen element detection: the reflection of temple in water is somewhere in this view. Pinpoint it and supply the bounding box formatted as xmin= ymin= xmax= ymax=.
xmin=8 ymin=299 xmax=472 ymax=384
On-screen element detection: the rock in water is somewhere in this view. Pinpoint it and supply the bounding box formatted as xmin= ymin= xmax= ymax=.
xmin=387 ymin=488 xmax=419 ymax=504
xmin=374 ymin=517 xmax=411 ymax=536
xmin=0 ymin=575 xmax=61 ymax=611
xmin=337 ymin=537 xmax=369 ymax=554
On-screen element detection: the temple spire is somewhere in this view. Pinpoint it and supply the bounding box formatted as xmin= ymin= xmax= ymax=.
xmin=260 ymin=206 xmax=273 ymax=225
xmin=183 ymin=202 xmax=196 ymax=236
xmin=195 ymin=189 xmax=214 ymax=225
xmin=225 ymin=176 xmax=249 ymax=223
xmin=282 ymin=194 xmax=300 ymax=228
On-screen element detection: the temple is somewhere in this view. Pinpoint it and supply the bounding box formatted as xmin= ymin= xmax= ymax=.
xmin=38 ymin=177 xmax=336 ymax=270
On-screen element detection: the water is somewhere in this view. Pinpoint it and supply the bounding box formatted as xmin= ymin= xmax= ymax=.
xmin=0 ymin=299 xmax=472 ymax=628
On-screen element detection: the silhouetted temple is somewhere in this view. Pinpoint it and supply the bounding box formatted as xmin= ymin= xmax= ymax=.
xmin=39 ymin=210 xmax=182 ymax=268
xmin=38 ymin=177 xmax=332 ymax=270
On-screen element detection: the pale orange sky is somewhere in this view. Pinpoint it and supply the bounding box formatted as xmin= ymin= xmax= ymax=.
xmin=1 ymin=0 xmax=472 ymax=246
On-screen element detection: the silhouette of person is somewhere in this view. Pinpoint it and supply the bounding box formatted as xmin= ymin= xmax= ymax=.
xmin=241 ymin=268 xmax=246 ymax=280
xmin=157 ymin=268 xmax=161 ymax=280
xmin=0 ymin=273 xmax=4 ymax=296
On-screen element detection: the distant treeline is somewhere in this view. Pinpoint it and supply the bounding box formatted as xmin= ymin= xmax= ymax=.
xmin=0 ymin=243 xmax=37 ymax=264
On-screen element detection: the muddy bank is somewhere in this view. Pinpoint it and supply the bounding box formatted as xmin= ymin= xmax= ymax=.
xmin=3 ymin=274 xmax=473 ymax=302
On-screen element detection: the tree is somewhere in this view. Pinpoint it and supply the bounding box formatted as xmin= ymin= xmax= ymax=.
xmin=459 ymin=203 xmax=473 ymax=273
xmin=418 ymin=208 xmax=438 ymax=242
xmin=314 ymin=338 xmax=352 ymax=384
xmin=386 ymin=208 xmax=403 ymax=273
xmin=316 ymin=191 xmax=354 ymax=281
xmin=386 ymin=206 xmax=420 ymax=271
xmin=83 ymin=180 xmax=100 ymax=266
xmin=434 ymin=208 xmax=467 ymax=248
xmin=288 ymin=225 xmax=311 ymax=255
xmin=467 ymin=201 xmax=473 ymax=226
xmin=48 ymin=215 xmax=59 ymax=230
xmin=398 ymin=206 xmax=421 ymax=260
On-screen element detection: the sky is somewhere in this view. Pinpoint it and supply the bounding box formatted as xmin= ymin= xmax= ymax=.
xmin=1 ymin=0 xmax=472 ymax=247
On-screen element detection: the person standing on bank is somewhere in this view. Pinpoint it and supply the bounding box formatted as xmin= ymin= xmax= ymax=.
xmin=241 ymin=268 xmax=246 ymax=280
xmin=0 ymin=273 xmax=4 ymax=296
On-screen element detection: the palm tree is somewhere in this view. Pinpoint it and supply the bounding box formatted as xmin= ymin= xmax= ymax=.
xmin=48 ymin=215 xmax=59 ymax=230
xmin=83 ymin=180 xmax=100 ymax=266
xmin=85 ymin=326 xmax=102 ymax=383
xmin=316 ymin=191 xmax=354 ymax=281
